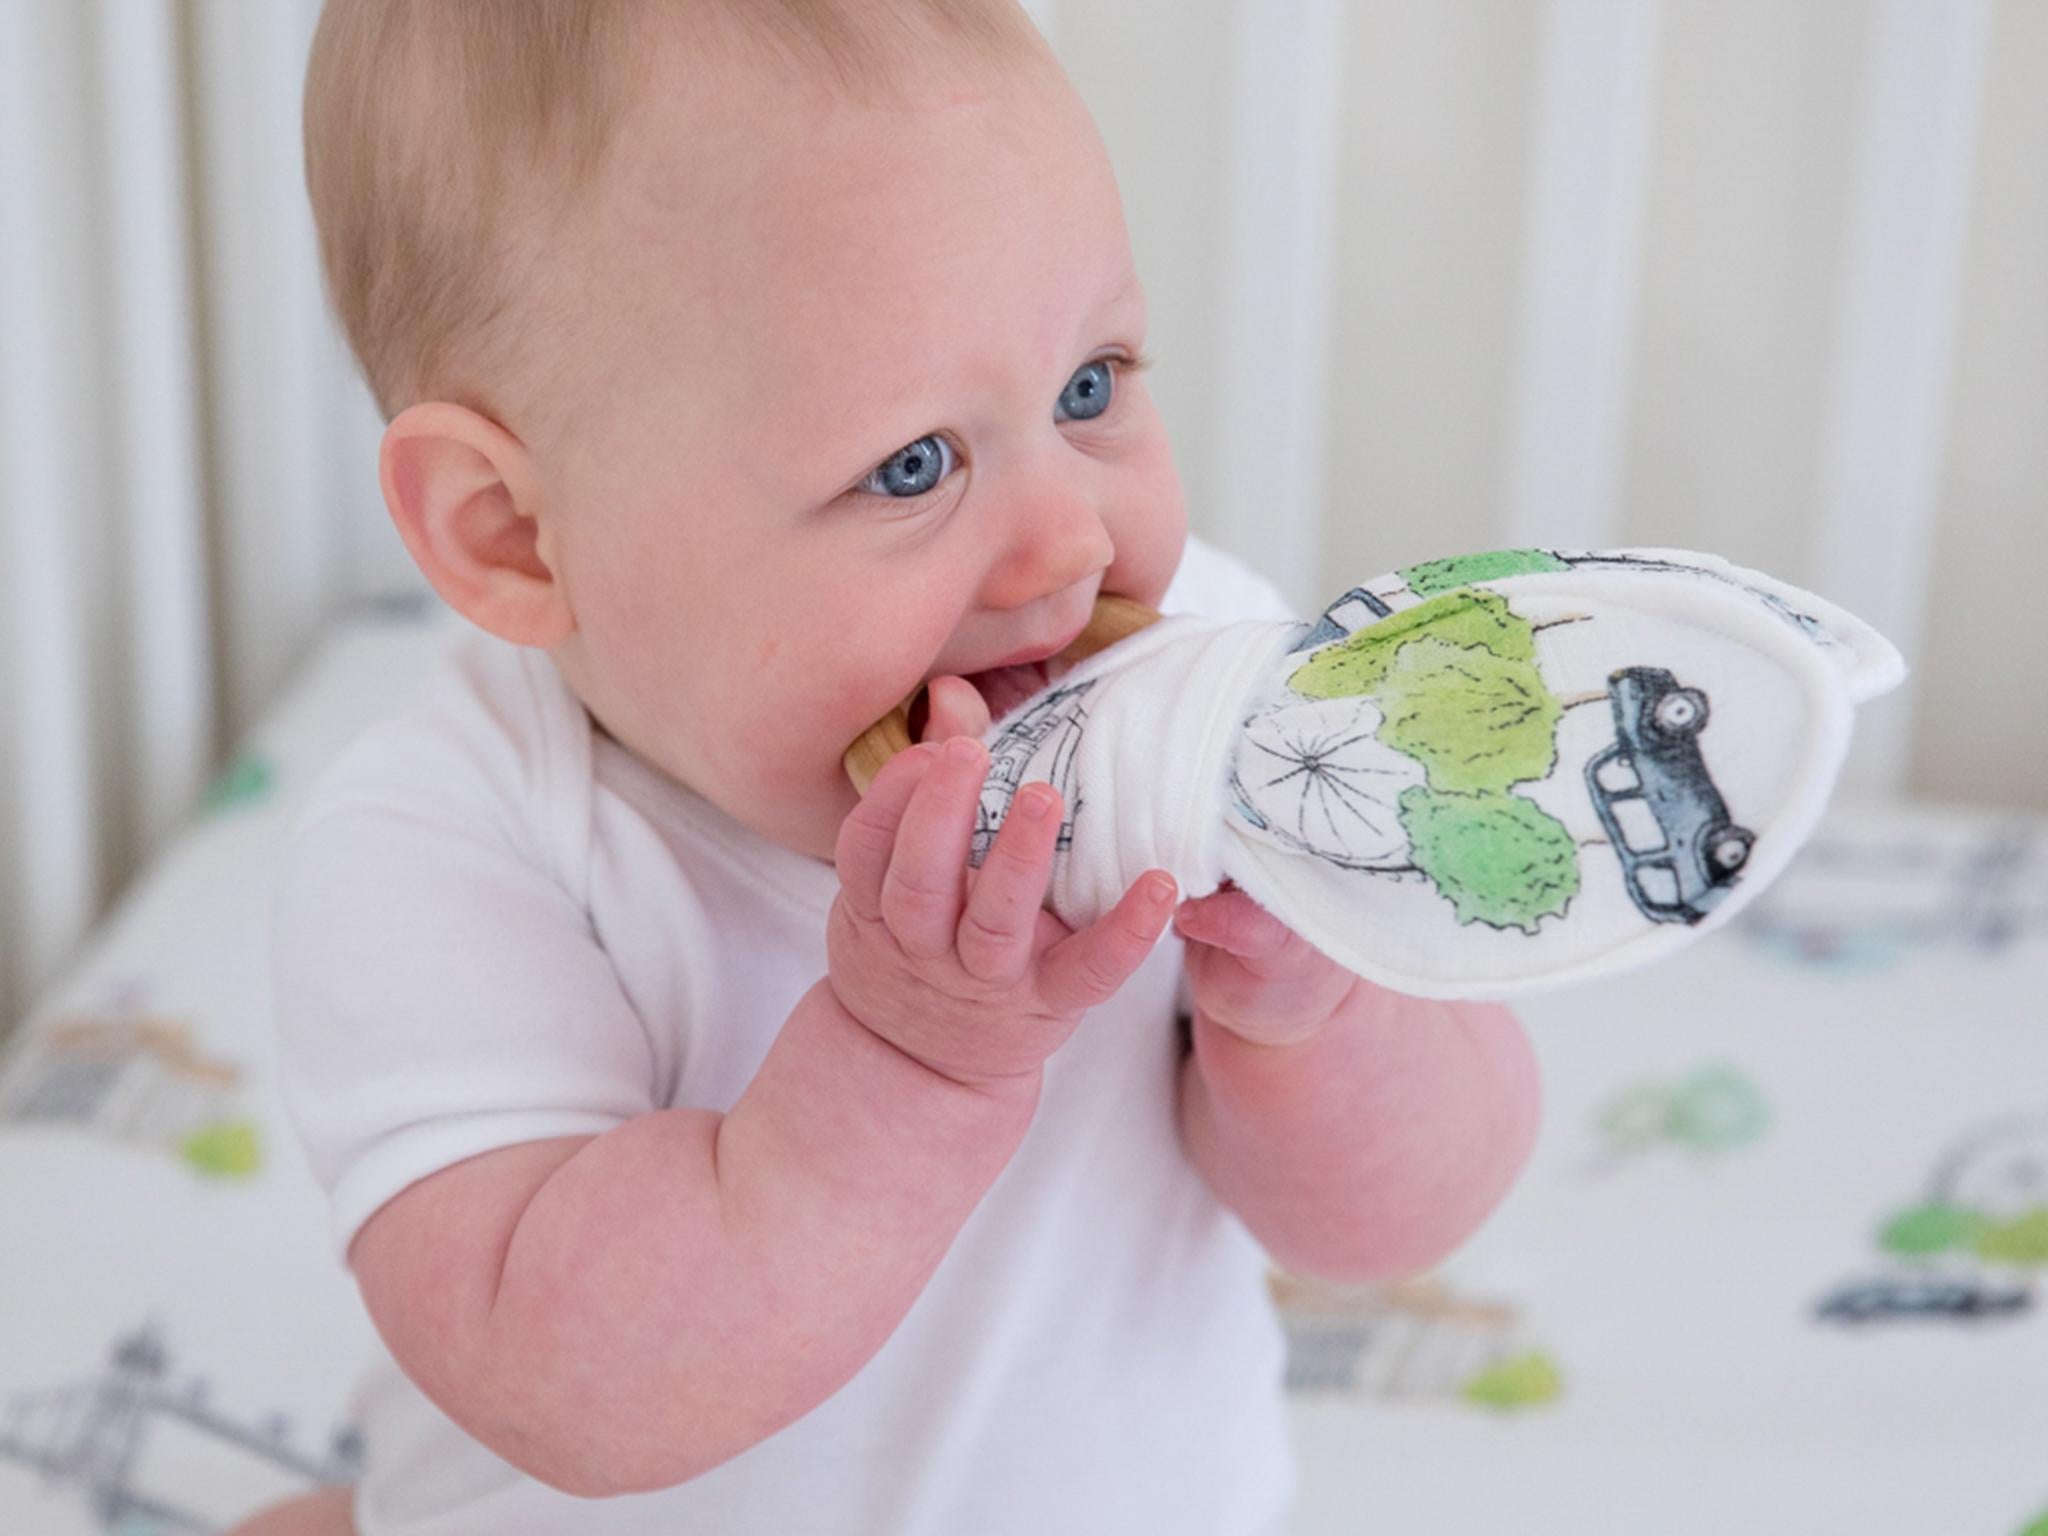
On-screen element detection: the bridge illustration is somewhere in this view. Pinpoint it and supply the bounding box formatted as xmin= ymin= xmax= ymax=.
xmin=0 ymin=1321 xmax=359 ymax=1533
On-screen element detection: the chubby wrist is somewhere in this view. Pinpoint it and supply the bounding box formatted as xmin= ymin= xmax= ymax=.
xmin=1192 ymin=983 xmax=1524 ymax=1120
xmin=1188 ymin=968 xmax=1364 ymax=1052
xmin=1186 ymin=973 xmax=1384 ymax=1117
xmin=809 ymin=978 xmax=1044 ymax=1128
xmin=1181 ymin=988 xmax=1543 ymax=1281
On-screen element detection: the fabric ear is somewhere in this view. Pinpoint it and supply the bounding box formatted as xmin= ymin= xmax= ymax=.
xmin=1222 ymin=568 xmax=1861 ymax=998
xmin=1549 ymin=547 xmax=1908 ymax=704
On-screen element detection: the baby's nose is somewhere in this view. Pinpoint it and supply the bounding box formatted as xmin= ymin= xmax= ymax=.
xmin=977 ymin=485 xmax=1114 ymax=612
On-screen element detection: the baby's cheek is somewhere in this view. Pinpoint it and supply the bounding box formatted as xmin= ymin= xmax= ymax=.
xmin=730 ymin=610 xmax=944 ymax=801
xmin=772 ymin=651 xmax=907 ymax=767
xmin=1110 ymin=479 xmax=1186 ymax=610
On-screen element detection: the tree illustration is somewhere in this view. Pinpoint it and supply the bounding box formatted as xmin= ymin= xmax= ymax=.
xmin=1878 ymin=1201 xmax=2048 ymax=1269
xmin=1976 ymin=1209 xmax=2048 ymax=1267
xmin=1287 ymin=588 xmax=1535 ymax=701
xmin=1397 ymin=786 xmax=1579 ymax=933
xmin=180 ymin=1118 xmax=262 ymax=1179
xmin=1271 ymin=584 xmax=1586 ymax=931
xmin=1460 ymin=1350 xmax=1563 ymax=1411
xmin=1878 ymin=1202 xmax=1986 ymax=1257
xmin=1401 ymin=547 xmax=1570 ymax=598
xmin=1597 ymin=1064 xmax=1770 ymax=1158
xmin=1375 ymin=636 xmax=1562 ymax=795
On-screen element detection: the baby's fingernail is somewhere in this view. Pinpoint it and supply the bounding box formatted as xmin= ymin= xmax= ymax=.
xmin=1017 ymin=786 xmax=1052 ymax=820
xmin=1146 ymin=874 xmax=1177 ymax=906
xmin=944 ymin=736 xmax=983 ymax=765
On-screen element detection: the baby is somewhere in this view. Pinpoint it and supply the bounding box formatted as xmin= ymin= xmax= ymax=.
xmin=238 ymin=2 xmax=1540 ymax=1532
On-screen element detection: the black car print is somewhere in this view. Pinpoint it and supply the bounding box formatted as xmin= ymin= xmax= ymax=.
xmin=1584 ymin=667 xmax=1755 ymax=925
xmin=1815 ymin=1272 xmax=2034 ymax=1325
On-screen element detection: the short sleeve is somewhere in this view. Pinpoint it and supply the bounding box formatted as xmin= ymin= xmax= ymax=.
xmin=273 ymin=714 xmax=659 ymax=1263
xmin=1159 ymin=532 xmax=1300 ymax=625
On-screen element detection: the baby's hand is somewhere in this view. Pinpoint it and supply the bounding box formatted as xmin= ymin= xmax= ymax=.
xmin=828 ymin=738 xmax=1179 ymax=1088
xmin=1174 ymin=884 xmax=1362 ymax=1048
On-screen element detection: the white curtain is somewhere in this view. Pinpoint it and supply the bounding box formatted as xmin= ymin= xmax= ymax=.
xmin=2 ymin=0 xmax=2041 ymax=1030
xmin=0 ymin=0 xmax=399 ymax=1027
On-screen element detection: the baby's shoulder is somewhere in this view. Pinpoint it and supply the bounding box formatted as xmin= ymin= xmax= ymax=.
xmin=286 ymin=631 xmax=594 ymax=887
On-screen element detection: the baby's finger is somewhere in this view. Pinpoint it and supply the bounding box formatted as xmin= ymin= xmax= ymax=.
xmin=835 ymin=745 xmax=940 ymax=922
xmin=918 ymin=675 xmax=993 ymax=746
xmin=880 ymin=736 xmax=987 ymax=959
xmin=1037 ymin=869 xmax=1179 ymax=1016
xmin=955 ymin=783 xmax=1061 ymax=984
xmin=1172 ymin=886 xmax=1292 ymax=964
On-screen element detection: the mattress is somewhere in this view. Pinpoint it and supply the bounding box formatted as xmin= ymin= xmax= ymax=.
xmin=2 ymin=600 xmax=2042 ymax=1535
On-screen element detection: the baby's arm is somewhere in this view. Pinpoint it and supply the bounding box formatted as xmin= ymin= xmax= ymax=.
xmin=349 ymin=741 xmax=1175 ymax=1498
xmin=1172 ymin=889 xmax=1541 ymax=1282
xmin=352 ymin=975 xmax=1024 ymax=1495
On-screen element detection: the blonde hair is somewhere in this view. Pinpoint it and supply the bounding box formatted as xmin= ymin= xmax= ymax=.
xmin=303 ymin=0 xmax=1046 ymax=425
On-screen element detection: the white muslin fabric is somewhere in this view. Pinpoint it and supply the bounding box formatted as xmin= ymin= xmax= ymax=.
xmin=972 ymin=615 xmax=1293 ymax=924
xmin=973 ymin=547 xmax=1904 ymax=1000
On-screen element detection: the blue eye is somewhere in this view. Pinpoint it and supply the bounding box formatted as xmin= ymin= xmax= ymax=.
xmin=1055 ymin=359 xmax=1114 ymax=422
xmin=857 ymin=434 xmax=955 ymax=498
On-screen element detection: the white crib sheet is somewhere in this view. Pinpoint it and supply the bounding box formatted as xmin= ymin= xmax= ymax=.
xmin=1 ymin=602 xmax=2043 ymax=1535
xmin=1285 ymin=800 xmax=2048 ymax=1534
xmin=0 ymin=598 xmax=459 ymax=1534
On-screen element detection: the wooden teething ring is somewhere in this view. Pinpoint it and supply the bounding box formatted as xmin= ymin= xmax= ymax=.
xmin=843 ymin=594 xmax=1162 ymax=795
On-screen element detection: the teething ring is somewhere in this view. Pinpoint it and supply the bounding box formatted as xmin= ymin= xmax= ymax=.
xmin=843 ymin=594 xmax=1161 ymax=794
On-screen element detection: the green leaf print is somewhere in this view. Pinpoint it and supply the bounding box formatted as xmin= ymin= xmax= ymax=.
xmin=1599 ymin=1066 xmax=1770 ymax=1156
xmin=203 ymin=752 xmax=276 ymax=815
xmin=1398 ymin=787 xmax=1580 ymax=933
xmin=1599 ymin=1084 xmax=1674 ymax=1152
xmin=1973 ymin=1208 xmax=2048 ymax=1268
xmin=1401 ymin=548 xmax=1571 ymax=598
xmin=1665 ymin=1065 xmax=1772 ymax=1152
xmin=180 ymin=1118 xmax=262 ymax=1179
xmin=1288 ymin=589 xmax=1536 ymax=701
xmin=1876 ymin=1202 xmax=1986 ymax=1257
xmin=1461 ymin=1351 xmax=1563 ymax=1411
xmin=1376 ymin=636 xmax=1562 ymax=795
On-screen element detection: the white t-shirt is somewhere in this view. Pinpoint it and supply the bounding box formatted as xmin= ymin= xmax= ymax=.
xmin=273 ymin=534 xmax=1302 ymax=1535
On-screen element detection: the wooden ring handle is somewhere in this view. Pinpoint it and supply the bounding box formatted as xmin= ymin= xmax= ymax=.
xmin=843 ymin=594 xmax=1162 ymax=794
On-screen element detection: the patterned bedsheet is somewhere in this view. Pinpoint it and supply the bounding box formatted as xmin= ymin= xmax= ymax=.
xmin=2 ymin=602 xmax=2042 ymax=1535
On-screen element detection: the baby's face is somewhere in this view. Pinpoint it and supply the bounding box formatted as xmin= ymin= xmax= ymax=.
xmin=540 ymin=43 xmax=1185 ymax=862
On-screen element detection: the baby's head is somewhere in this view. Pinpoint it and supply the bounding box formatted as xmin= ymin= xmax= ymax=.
xmin=306 ymin=0 xmax=1187 ymax=861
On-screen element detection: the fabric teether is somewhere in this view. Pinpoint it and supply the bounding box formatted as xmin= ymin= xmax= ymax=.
xmin=844 ymin=547 xmax=1904 ymax=1001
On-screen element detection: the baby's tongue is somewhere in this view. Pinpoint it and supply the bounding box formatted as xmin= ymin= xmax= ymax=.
xmin=966 ymin=660 xmax=1052 ymax=726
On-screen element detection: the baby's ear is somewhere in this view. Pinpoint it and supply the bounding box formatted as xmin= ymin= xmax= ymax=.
xmin=379 ymin=402 xmax=573 ymax=647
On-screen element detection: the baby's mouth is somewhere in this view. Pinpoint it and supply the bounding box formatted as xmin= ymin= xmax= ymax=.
xmin=850 ymin=598 xmax=1160 ymax=792
xmin=908 ymin=656 xmax=1075 ymax=739
xmin=965 ymin=658 xmax=1067 ymax=724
